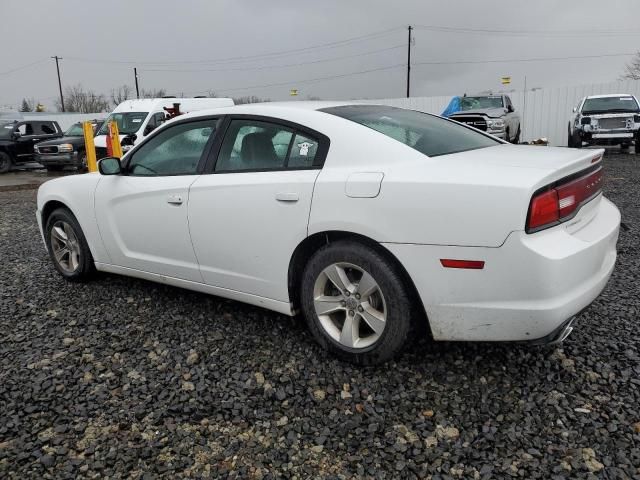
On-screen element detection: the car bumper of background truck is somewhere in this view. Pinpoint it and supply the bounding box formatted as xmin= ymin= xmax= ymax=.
xmin=35 ymin=152 xmax=78 ymax=166
xmin=383 ymin=196 xmax=620 ymax=342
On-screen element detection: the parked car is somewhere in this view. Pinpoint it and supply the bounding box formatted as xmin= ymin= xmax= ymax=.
xmin=94 ymin=97 xmax=235 ymax=158
xmin=37 ymin=103 xmax=620 ymax=365
xmin=34 ymin=121 xmax=104 ymax=172
xmin=0 ymin=119 xmax=63 ymax=173
xmin=449 ymin=94 xmax=521 ymax=143
xmin=568 ymin=94 xmax=640 ymax=150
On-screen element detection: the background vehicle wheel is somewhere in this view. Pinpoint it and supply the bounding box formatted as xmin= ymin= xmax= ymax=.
xmin=504 ymin=128 xmax=510 ymax=142
xmin=45 ymin=208 xmax=95 ymax=281
xmin=0 ymin=152 xmax=12 ymax=174
xmin=512 ymin=126 xmax=521 ymax=144
xmin=77 ymin=150 xmax=88 ymax=172
xmin=301 ymin=241 xmax=415 ymax=365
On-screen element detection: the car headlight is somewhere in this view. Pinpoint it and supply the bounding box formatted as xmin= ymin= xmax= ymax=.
xmin=580 ymin=117 xmax=591 ymax=125
xmin=487 ymin=119 xmax=505 ymax=128
xmin=58 ymin=144 xmax=74 ymax=153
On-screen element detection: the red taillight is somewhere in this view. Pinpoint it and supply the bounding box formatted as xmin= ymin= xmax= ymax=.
xmin=526 ymin=167 xmax=602 ymax=233
xmin=440 ymin=259 xmax=485 ymax=269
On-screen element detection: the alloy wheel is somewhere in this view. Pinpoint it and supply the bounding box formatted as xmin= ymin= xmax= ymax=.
xmin=50 ymin=221 xmax=81 ymax=273
xmin=312 ymin=262 xmax=387 ymax=349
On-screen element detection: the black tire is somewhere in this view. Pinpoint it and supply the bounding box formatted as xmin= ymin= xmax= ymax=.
xmin=504 ymin=128 xmax=510 ymax=143
xmin=44 ymin=208 xmax=95 ymax=281
xmin=300 ymin=240 xmax=415 ymax=365
xmin=0 ymin=151 xmax=12 ymax=174
xmin=45 ymin=165 xmax=65 ymax=172
xmin=513 ymin=125 xmax=521 ymax=144
xmin=77 ymin=150 xmax=88 ymax=172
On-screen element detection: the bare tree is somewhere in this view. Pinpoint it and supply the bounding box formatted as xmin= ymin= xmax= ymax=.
xmin=55 ymin=84 xmax=110 ymax=113
xmin=621 ymin=52 xmax=640 ymax=80
xmin=141 ymin=88 xmax=167 ymax=99
xmin=233 ymin=95 xmax=270 ymax=105
xmin=111 ymin=84 xmax=133 ymax=107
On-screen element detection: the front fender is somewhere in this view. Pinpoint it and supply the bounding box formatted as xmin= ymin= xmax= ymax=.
xmin=37 ymin=173 xmax=111 ymax=263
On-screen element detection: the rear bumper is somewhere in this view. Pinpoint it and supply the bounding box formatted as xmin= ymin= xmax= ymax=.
xmin=383 ymin=197 xmax=620 ymax=342
xmin=35 ymin=152 xmax=78 ymax=166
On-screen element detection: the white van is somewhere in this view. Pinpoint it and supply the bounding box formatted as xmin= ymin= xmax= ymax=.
xmin=95 ymin=97 xmax=234 ymax=154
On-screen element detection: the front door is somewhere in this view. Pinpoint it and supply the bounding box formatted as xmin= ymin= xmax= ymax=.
xmin=94 ymin=118 xmax=219 ymax=282
xmin=188 ymin=116 xmax=328 ymax=301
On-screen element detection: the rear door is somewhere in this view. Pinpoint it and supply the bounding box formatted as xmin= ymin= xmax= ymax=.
xmin=188 ymin=115 xmax=329 ymax=301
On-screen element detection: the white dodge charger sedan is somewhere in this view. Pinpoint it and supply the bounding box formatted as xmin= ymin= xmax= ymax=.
xmin=37 ymin=103 xmax=620 ymax=365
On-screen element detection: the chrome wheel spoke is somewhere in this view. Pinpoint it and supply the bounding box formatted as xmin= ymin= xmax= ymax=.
xmin=314 ymin=295 xmax=344 ymax=316
xmin=339 ymin=313 xmax=359 ymax=348
xmin=359 ymin=303 xmax=386 ymax=335
xmin=52 ymin=226 xmax=67 ymax=245
xmin=324 ymin=264 xmax=354 ymax=294
xmin=54 ymin=246 xmax=69 ymax=263
xmin=51 ymin=221 xmax=81 ymax=273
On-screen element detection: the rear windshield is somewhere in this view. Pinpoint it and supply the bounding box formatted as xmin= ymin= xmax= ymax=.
xmin=321 ymin=105 xmax=500 ymax=157
xmin=582 ymin=96 xmax=640 ymax=114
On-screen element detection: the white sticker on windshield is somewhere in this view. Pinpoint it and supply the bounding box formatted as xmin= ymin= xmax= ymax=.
xmin=298 ymin=142 xmax=314 ymax=156
xmin=132 ymin=118 xmax=142 ymax=122
xmin=3 ymin=126 xmax=12 ymax=129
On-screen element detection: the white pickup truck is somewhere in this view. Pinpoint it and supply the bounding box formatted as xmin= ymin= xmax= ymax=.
xmin=568 ymin=94 xmax=640 ymax=151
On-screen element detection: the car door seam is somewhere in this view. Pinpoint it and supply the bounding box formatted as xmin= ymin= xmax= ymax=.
xmin=186 ymin=175 xmax=207 ymax=283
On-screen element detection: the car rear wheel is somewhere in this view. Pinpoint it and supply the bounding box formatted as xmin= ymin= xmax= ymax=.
xmin=77 ymin=151 xmax=88 ymax=172
xmin=513 ymin=125 xmax=521 ymax=144
xmin=301 ymin=241 xmax=414 ymax=365
xmin=0 ymin=152 xmax=12 ymax=174
xmin=45 ymin=208 xmax=95 ymax=281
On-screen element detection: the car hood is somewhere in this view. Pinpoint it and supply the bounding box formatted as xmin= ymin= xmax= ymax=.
xmin=37 ymin=136 xmax=83 ymax=147
xmin=450 ymin=108 xmax=506 ymax=118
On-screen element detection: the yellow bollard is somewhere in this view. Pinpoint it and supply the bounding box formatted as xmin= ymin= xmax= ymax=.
xmin=108 ymin=120 xmax=123 ymax=159
xmin=82 ymin=122 xmax=98 ymax=173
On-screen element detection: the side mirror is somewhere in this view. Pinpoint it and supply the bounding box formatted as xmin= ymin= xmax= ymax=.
xmin=121 ymin=134 xmax=137 ymax=146
xmin=98 ymin=157 xmax=122 ymax=175
xmin=12 ymin=131 xmax=21 ymax=139
xmin=143 ymin=124 xmax=155 ymax=136
xmin=572 ymin=107 xmax=577 ymax=113
xmin=507 ymin=105 xmax=514 ymax=113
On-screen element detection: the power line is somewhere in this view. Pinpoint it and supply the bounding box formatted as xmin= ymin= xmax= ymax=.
xmin=64 ymin=26 xmax=405 ymax=67
xmin=413 ymin=52 xmax=636 ymax=66
xmin=142 ymin=45 xmax=405 ymax=73
xmin=0 ymin=58 xmax=48 ymax=76
xmin=189 ymin=63 xmax=405 ymax=95
xmin=414 ymin=24 xmax=640 ymax=37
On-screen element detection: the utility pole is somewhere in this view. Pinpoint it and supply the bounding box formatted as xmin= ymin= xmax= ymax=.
xmin=406 ymin=25 xmax=413 ymax=98
xmin=134 ymin=67 xmax=140 ymax=99
xmin=51 ymin=56 xmax=64 ymax=112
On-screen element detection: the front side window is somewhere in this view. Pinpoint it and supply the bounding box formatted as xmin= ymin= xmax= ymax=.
xmin=215 ymin=119 xmax=294 ymax=172
xmin=127 ymin=120 xmax=216 ymax=176
xmin=460 ymin=96 xmax=504 ymax=111
xmin=98 ymin=112 xmax=148 ymax=135
xmin=322 ymin=105 xmax=500 ymax=157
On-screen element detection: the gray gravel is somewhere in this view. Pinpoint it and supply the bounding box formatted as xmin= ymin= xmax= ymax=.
xmin=1 ymin=152 xmax=639 ymax=479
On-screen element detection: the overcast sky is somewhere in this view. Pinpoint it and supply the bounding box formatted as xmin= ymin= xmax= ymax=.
xmin=1 ymin=0 xmax=639 ymax=110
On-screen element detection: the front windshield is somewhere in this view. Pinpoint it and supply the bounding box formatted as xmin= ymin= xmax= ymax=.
xmin=65 ymin=123 xmax=84 ymax=136
xmin=97 ymin=112 xmax=148 ymax=135
xmin=322 ymin=105 xmax=501 ymax=157
xmin=460 ymin=96 xmax=504 ymax=111
xmin=582 ymin=96 xmax=640 ymax=114
xmin=0 ymin=121 xmax=16 ymax=139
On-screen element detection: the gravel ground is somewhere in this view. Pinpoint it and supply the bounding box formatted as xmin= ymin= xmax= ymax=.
xmin=0 ymin=152 xmax=639 ymax=479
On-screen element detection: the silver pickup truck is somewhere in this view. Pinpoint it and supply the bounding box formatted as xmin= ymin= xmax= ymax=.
xmin=568 ymin=94 xmax=640 ymax=151
xmin=449 ymin=94 xmax=521 ymax=143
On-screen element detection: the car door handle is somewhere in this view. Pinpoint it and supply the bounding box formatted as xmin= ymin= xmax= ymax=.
xmin=167 ymin=194 xmax=184 ymax=205
xmin=275 ymin=192 xmax=299 ymax=202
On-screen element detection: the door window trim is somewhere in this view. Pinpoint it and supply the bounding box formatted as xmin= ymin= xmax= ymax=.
xmin=203 ymin=114 xmax=330 ymax=174
xmin=121 ymin=116 xmax=223 ymax=177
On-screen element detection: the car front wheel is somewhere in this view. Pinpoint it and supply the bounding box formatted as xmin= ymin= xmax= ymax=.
xmin=45 ymin=208 xmax=95 ymax=281
xmin=301 ymin=241 xmax=414 ymax=365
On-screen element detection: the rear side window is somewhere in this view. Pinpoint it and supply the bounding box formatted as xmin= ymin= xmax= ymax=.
xmin=322 ymin=105 xmax=500 ymax=157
